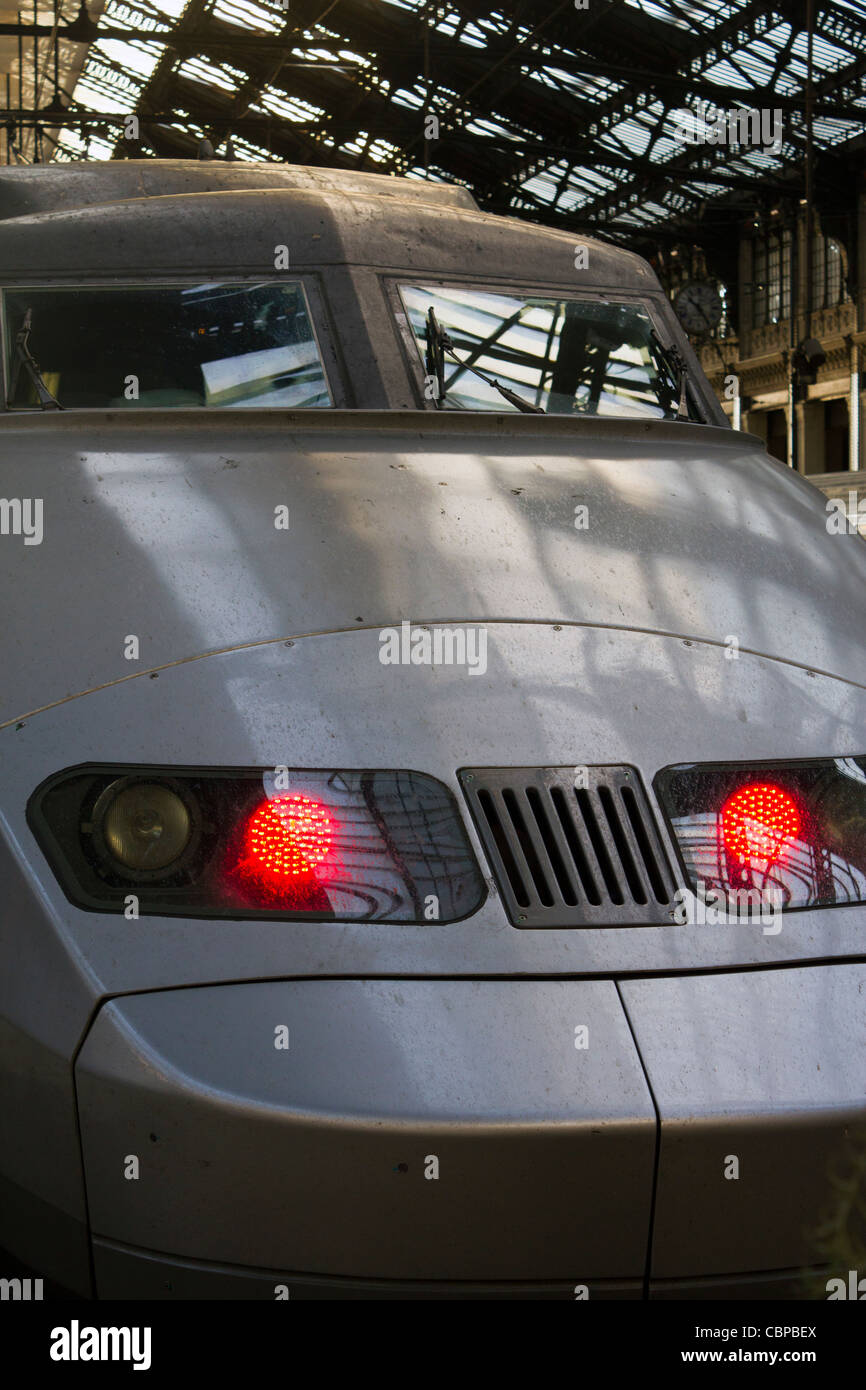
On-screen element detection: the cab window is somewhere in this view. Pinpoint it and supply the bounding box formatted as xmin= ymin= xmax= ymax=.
xmin=399 ymin=284 xmax=700 ymax=420
xmin=3 ymin=282 xmax=332 ymax=409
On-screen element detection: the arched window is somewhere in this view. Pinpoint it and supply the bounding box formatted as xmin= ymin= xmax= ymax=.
xmin=752 ymin=230 xmax=791 ymax=328
xmin=812 ymin=232 xmax=848 ymax=311
xmin=826 ymin=238 xmax=845 ymax=307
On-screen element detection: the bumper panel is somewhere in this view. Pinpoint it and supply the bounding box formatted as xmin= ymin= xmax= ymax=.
xmin=76 ymin=979 xmax=655 ymax=1281
xmin=621 ymin=964 xmax=866 ymax=1278
xmin=92 ymin=1238 xmax=643 ymax=1299
xmin=92 ymin=1238 xmax=829 ymax=1299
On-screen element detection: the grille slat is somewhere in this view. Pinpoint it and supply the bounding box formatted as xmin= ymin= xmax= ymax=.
xmin=575 ymin=786 xmax=626 ymax=905
xmin=525 ymin=785 xmax=579 ymax=906
xmin=598 ymin=783 xmax=648 ymax=906
xmin=476 ymin=787 xmax=530 ymax=907
xmin=549 ymin=785 xmax=602 ymax=904
xmin=501 ymin=787 xmax=554 ymax=907
xmin=461 ymin=766 xmax=677 ymax=928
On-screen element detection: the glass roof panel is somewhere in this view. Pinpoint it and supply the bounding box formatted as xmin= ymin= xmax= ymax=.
xmin=51 ymin=0 xmax=859 ymax=240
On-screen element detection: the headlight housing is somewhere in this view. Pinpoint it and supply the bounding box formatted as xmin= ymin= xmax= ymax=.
xmin=655 ymin=756 xmax=866 ymax=914
xmin=28 ymin=764 xmax=486 ymax=923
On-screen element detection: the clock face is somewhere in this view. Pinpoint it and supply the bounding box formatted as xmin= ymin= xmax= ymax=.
xmin=674 ymin=281 xmax=723 ymax=335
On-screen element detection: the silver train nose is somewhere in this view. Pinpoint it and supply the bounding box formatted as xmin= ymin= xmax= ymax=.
xmin=76 ymin=978 xmax=654 ymax=1297
xmin=74 ymin=968 xmax=866 ymax=1299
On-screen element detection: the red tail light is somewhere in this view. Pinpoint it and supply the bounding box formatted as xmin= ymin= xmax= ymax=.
xmin=721 ymin=783 xmax=800 ymax=869
xmin=656 ymin=757 xmax=866 ymax=914
xmin=244 ymin=795 xmax=333 ymax=879
xmin=234 ymin=793 xmax=335 ymax=909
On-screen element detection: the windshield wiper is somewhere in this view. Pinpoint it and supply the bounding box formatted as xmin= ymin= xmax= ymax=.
xmin=10 ymin=309 xmax=63 ymax=410
xmin=425 ymin=306 xmax=545 ymax=415
xmin=425 ymin=307 xmax=448 ymax=403
xmin=650 ymin=331 xmax=690 ymax=421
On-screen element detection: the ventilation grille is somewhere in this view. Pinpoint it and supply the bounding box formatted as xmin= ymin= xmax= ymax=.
xmin=460 ymin=766 xmax=677 ymax=927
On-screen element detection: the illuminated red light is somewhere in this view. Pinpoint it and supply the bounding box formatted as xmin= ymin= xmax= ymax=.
xmin=244 ymin=794 xmax=333 ymax=879
xmin=721 ymin=783 xmax=800 ymax=868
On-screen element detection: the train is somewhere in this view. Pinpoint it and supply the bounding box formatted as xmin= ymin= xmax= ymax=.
xmin=0 ymin=158 xmax=864 ymax=1299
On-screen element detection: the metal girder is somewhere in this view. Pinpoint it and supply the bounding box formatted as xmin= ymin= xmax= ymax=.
xmin=7 ymin=0 xmax=857 ymax=267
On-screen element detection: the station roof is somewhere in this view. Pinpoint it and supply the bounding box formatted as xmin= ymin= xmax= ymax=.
xmin=1 ymin=0 xmax=864 ymax=260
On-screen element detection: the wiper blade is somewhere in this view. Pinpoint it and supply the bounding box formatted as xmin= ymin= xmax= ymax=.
xmin=11 ymin=309 xmax=63 ymax=410
xmin=480 ymin=376 xmax=546 ymax=415
xmin=425 ymin=304 xmax=545 ymax=415
xmin=650 ymin=331 xmax=690 ymax=421
xmin=425 ymin=307 xmax=448 ymax=404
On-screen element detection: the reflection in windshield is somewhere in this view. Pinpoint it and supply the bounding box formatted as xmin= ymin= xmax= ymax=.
xmin=401 ymin=284 xmax=699 ymax=419
xmin=4 ymin=282 xmax=332 ymax=409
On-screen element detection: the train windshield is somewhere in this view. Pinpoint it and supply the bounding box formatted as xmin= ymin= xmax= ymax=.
xmin=3 ymin=282 xmax=332 ymax=409
xmin=400 ymin=285 xmax=701 ymax=420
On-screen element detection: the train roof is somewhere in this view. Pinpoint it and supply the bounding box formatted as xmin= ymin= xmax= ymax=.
xmin=0 ymin=160 xmax=657 ymax=290
xmin=0 ymin=159 xmax=482 ymax=219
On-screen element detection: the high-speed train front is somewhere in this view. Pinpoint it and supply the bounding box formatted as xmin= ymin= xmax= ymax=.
xmin=1 ymin=161 xmax=864 ymax=1299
